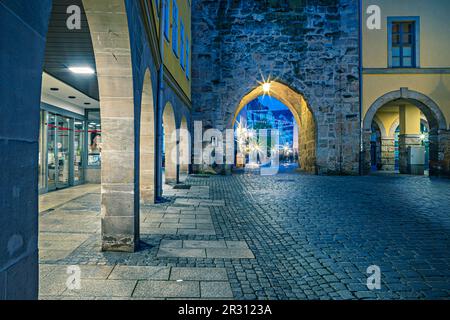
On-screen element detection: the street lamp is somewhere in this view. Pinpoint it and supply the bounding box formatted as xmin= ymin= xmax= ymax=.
xmin=262 ymin=82 xmax=271 ymax=94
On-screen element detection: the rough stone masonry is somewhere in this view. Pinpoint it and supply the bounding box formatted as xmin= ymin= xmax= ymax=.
xmin=191 ymin=0 xmax=361 ymax=174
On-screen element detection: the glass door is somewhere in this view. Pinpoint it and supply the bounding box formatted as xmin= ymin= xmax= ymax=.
xmin=73 ymin=120 xmax=84 ymax=184
xmin=56 ymin=115 xmax=70 ymax=189
xmin=47 ymin=113 xmax=57 ymax=191
xmin=39 ymin=111 xmax=48 ymax=193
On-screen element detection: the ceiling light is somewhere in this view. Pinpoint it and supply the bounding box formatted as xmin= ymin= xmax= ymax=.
xmin=50 ymin=87 xmax=59 ymax=91
xmin=68 ymin=96 xmax=76 ymax=99
xmin=68 ymin=66 xmax=95 ymax=75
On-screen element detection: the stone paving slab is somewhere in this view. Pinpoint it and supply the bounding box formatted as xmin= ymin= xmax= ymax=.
xmin=39 ymin=275 xmax=68 ymax=296
xmin=41 ymin=265 xmax=114 ymax=280
xmin=133 ymin=281 xmax=200 ymax=298
xmin=40 ymin=250 xmax=74 ymax=261
xmin=39 ymin=240 xmax=84 ymax=251
xmin=141 ymin=228 xmax=178 ymax=235
xmin=160 ymin=223 xmax=197 ymax=229
xmin=177 ymin=229 xmax=216 ymax=236
xmin=39 ymin=184 xmax=100 ymax=213
xmin=157 ymin=243 xmax=255 ymax=259
xmin=157 ymin=248 xmax=207 ymax=258
xmin=160 ymin=239 xmax=183 ymax=248
xmin=182 ymin=240 xmax=228 ymax=249
xmin=174 ymin=199 xmax=225 ymax=207
xmin=108 ymin=266 xmax=171 ymax=280
xmin=62 ymin=280 xmax=137 ymax=298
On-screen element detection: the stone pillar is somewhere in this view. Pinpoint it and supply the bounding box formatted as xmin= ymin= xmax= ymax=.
xmin=362 ymin=130 xmax=372 ymax=175
xmin=140 ymin=101 xmax=155 ymax=204
xmin=165 ymin=135 xmax=179 ymax=184
xmin=179 ymin=126 xmax=190 ymax=177
xmin=0 ymin=0 xmax=53 ymax=299
xmin=430 ymin=129 xmax=450 ymax=177
xmin=380 ymin=138 xmax=395 ymax=171
xmin=84 ymin=0 xmax=140 ymax=252
xmin=398 ymin=105 xmax=422 ymax=174
xmin=440 ymin=130 xmax=450 ymax=177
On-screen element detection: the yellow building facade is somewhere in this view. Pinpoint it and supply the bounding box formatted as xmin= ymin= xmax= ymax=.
xmin=150 ymin=0 xmax=192 ymax=99
xmin=362 ymin=0 xmax=450 ymax=174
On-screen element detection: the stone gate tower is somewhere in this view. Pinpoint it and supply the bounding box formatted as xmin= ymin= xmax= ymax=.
xmin=191 ymin=0 xmax=361 ymax=174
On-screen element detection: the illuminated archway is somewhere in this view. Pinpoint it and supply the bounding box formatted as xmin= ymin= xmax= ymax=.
xmin=231 ymin=81 xmax=317 ymax=174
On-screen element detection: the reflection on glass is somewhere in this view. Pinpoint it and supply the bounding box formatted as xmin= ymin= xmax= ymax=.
xmin=88 ymin=111 xmax=102 ymax=166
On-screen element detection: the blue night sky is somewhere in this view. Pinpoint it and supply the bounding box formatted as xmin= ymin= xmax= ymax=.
xmin=258 ymin=95 xmax=289 ymax=111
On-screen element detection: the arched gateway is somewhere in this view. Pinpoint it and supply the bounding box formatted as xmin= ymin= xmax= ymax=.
xmin=231 ymin=81 xmax=317 ymax=174
xmin=363 ymin=88 xmax=448 ymax=176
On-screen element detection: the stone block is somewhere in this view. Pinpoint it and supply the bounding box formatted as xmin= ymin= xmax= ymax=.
xmin=62 ymin=279 xmax=137 ymax=298
xmin=183 ymin=240 xmax=227 ymax=249
xmin=160 ymin=240 xmax=183 ymax=248
xmin=157 ymin=248 xmax=206 ymax=258
xmin=133 ymin=281 xmax=200 ymax=298
xmin=108 ymin=266 xmax=170 ymax=280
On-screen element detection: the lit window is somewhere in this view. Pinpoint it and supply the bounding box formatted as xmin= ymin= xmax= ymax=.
xmin=172 ymin=0 xmax=179 ymax=56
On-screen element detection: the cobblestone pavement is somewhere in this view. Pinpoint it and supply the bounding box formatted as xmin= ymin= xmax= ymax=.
xmin=39 ymin=173 xmax=450 ymax=300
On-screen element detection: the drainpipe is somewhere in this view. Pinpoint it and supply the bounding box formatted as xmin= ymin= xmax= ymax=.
xmin=358 ymin=0 xmax=364 ymax=175
xmin=156 ymin=0 xmax=166 ymax=200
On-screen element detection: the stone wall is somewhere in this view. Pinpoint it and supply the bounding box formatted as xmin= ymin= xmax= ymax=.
xmin=442 ymin=130 xmax=450 ymax=177
xmin=191 ymin=0 xmax=361 ymax=174
xmin=381 ymin=138 xmax=395 ymax=171
xmin=299 ymin=101 xmax=317 ymax=173
xmin=432 ymin=129 xmax=450 ymax=177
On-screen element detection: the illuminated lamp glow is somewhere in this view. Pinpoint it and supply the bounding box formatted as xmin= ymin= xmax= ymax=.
xmin=262 ymin=82 xmax=271 ymax=93
xmin=69 ymin=66 xmax=95 ymax=75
